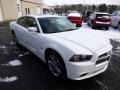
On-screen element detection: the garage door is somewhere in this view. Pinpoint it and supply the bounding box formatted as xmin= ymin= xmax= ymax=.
xmin=36 ymin=7 xmax=40 ymax=14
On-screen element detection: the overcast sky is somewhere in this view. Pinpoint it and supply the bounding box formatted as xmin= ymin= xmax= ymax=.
xmin=43 ymin=0 xmax=120 ymax=6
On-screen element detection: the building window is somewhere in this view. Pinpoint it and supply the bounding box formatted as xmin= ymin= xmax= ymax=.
xmin=25 ymin=8 xmax=27 ymax=15
xmin=25 ymin=8 xmax=30 ymax=15
xmin=28 ymin=8 xmax=30 ymax=14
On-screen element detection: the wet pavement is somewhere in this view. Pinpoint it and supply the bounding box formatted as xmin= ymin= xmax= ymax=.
xmin=0 ymin=22 xmax=120 ymax=90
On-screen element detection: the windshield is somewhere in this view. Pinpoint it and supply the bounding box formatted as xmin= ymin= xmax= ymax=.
xmin=96 ymin=14 xmax=110 ymax=19
xmin=38 ymin=17 xmax=77 ymax=33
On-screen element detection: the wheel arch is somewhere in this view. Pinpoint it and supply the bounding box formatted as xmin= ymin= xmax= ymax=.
xmin=45 ymin=48 xmax=67 ymax=77
xmin=45 ymin=48 xmax=67 ymax=69
xmin=45 ymin=48 xmax=64 ymax=63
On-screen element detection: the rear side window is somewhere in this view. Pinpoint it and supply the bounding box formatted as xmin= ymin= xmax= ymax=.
xmin=96 ymin=14 xmax=110 ymax=19
xmin=17 ymin=17 xmax=27 ymax=27
xmin=26 ymin=17 xmax=38 ymax=28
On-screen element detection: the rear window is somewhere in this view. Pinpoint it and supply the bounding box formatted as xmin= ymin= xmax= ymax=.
xmin=96 ymin=14 xmax=110 ymax=19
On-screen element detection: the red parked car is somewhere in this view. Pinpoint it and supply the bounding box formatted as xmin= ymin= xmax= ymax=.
xmin=67 ymin=13 xmax=82 ymax=27
xmin=88 ymin=12 xmax=111 ymax=30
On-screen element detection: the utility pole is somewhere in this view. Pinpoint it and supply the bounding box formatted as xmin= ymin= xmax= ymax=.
xmin=83 ymin=0 xmax=85 ymax=13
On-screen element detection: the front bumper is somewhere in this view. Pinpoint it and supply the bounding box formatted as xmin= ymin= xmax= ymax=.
xmin=65 ymin=45 xmax=112 ymax=80
xmin=66 ymin=61 xmax=109 ymax=80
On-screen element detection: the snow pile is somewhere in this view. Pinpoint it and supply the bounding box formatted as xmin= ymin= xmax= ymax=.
xmin=103 ymin=30 xmax=120 ymax=40
xmin=19 ymin=52 xmax=29 ymax=57
xmin=114 ymin=39 xmax=120 ymax=43
xmin=1 ymin=60 xmax=22 ymax=67
xmin=0 ymin=44 xmax=7 ymax=49
xmin=112 ymin=46 xmax=120 ymax=57
xmin=0 ymin=76 xmax=18 ymax=83
xmin=80 ymin=23 xmax=120 ymax=40
xmin=10 ymin=42 xmax=15 ymax=45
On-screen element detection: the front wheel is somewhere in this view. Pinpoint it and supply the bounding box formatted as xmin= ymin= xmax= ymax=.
xmin=46 ymin=51 xmax=66 ymax=78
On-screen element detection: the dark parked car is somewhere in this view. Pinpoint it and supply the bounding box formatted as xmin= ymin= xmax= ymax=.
xmin=88 ymin=12 xmax=111 ymax=30
xmin=83 ymin=11 xmax=93 ymax=22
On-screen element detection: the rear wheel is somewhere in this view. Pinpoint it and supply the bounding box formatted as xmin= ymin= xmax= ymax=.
xmin=12 ymin=31 xmax=19 ymax=46
xmin=91 ymin=25 xmax=95 ymax=29
xmin=105 ymin=27 xmax=109 ymax=30
xmin=46 ymin=50 xmax=66 ymax=78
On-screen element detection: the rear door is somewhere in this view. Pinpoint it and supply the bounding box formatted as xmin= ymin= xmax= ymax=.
xmin=15 ymin=17 xmax=28 ymax=45
xmin=21 ymin=17 xmax=40 ymax=52
xmin=16 ymin=17 xmax=39 ymax=52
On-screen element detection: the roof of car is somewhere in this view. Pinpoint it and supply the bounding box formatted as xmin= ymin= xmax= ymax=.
xmin=68 ymin=13 xmax=81 ymax=17
xmin=94 ymin=12 xmax=109 ymax=15
xmin=23 ymin=14 xmax=62 ymax=18
xmin=115 ymin=11 xmax=120 ymax=13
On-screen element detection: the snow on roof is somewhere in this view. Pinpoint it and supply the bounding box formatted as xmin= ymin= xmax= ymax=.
xmin=68 ymin=13 xmax=81 ymax=17
xmin=24 ymin=14 xmax=61 ymax=18
xmin=94 ymin=12 xmax=109 ymax=15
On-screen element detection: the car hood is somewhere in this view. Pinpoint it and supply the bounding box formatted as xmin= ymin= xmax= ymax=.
xmin=52 ymin=29 xmax=110 ymax=52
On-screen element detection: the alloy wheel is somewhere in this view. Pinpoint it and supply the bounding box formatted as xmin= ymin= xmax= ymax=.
xmin=47 ymin=55 xmax=62 ymax=76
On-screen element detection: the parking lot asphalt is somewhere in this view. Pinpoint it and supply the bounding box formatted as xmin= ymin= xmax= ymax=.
xmin=0 ymin=22 xmax=120 ymax=90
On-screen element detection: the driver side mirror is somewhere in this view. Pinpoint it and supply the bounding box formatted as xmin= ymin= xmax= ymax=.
xmin=28 ymin=27 xmax=37 ymax=32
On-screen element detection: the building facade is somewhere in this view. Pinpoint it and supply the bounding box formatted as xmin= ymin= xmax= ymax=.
xmin=0 ymin=0 xmax=43 ymax=21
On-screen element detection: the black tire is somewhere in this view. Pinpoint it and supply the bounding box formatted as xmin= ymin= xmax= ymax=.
xmin=105 ymin=27 xmax=109 ymax=30
xmin=46 ymin=50 xmax=66 ymax=79
xmin=87 ymin=22 xmax=90 ymax=26
xmin=91 ymin=25 xmax=95 ymax=29
xmin=12 ymin=31 xmax=19 ymax=46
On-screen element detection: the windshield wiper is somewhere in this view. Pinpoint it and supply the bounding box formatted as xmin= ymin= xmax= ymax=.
xmin=64 ymin=29 xmax=77 ymax=31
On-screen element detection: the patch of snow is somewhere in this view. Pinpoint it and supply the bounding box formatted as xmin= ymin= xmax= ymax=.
xmin=116 ymin=46 xmax=120 ymax=50
xmin=80 ymin=23 xmax=120 ymax=40
xmin=94 ymin=80 xmax=108 ymax=90
xmin=3 ymin=51 xmax=9 ymax=55
xmin=114 ymin=39 xmax=120 ymax=43
xmin=19 ymin=52 xmax=29 ymax=57
xmin=1 ymin=60 xmax=22 ymax=67
xmin=0 ymin=45 xmax=7 ymax=49
xmin=0 ymin=76 xmax=18 ymax=83
xmin=112 ymin=46 xmax=120 ymax=57
xmin=10 ymin=42 xmax=15 ymax=45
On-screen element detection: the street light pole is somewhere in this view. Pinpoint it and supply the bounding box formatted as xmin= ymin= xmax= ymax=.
xmin=83 ymin=0 xmax=85 ymax=13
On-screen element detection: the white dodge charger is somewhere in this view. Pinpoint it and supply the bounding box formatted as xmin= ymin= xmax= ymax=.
xmin=10 ymin=15 xmax=112 ymax=80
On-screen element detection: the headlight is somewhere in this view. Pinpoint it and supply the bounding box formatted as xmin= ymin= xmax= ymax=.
xmin=69 ymin=55 xmax=92 ymax=62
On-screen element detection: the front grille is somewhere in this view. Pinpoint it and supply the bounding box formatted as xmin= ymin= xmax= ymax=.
xmin=96 ymin=51 xmax=111 ymax=64
xmin=96 ymin=56 xmax=111 ymax=64
xmin=99 ymin=53 xmax=108 ymax=59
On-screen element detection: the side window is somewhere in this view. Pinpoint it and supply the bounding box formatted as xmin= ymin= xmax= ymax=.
xmin=26 ymin=17 xmax=37 ymax=28
xmin=17 ymin=17 xmax=27 ymax=27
